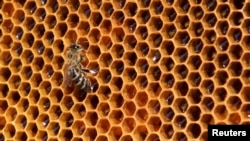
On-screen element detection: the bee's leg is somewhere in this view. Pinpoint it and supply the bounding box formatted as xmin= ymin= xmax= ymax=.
xmin=79 ymin=65 xmax=97 ymax=74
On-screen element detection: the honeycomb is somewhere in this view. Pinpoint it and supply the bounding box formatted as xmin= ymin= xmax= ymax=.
xmin=0 ymin=0 xmax=250 ymax=140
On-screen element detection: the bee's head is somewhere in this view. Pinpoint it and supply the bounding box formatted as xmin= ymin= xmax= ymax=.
xmin=69 ymin=44 xmax=83 ymax=52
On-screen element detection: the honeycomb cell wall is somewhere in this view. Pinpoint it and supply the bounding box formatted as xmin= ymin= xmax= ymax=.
xmin=0 ymin=0 xmax=249 ymax=140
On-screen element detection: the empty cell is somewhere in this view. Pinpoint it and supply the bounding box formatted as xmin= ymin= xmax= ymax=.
xmin=49 ymin=89 xmax=62 ymax=103
xmin=148 ymin=17 xmax=163 ymax=31
xmin=148 ymin=49 xmax=161 ymax=65
xmin=174 ymin=81 xmax=189 ymax=96
xmin=122 ymin=118 xmax=136 ymax=133
xmin=3 ymin=124 xmax=16 ymax=138
xmin=5 ymin=107 xmax=17 ymax=122
xmin=59 ymin=129 xmax=73 ymax=141
xmin=187 ymin=89 xmax=202 ymax=104
xmin=227 ymin=96 xmax=242 ymax=111
xmin=201 ymin=79 xmax=214 ymax=94
xmin=0 ymin=51 xmax=12 ymax=66
xmin=26 ymin=106 xmax=39 ymax=120
xmin=161 ymin=73 xmax=175 ymax=88
xmin=187 ymin=123 xmax=201 ymax=138
xmin=100 ymin=36 xmax=112 ymax=51
xmin=96 ymin=118 xmax=110 ymax=134
xmin=33 ymin=41 xmax=45 ymax=55
xmin=214 ymin=87 xmax=227 ymax=102
xmin=32 ymin=57 xmax=44 ymax=72
xmin=229 ymin=113 xmax=241 ymax=124
xmin=227 ymin=79 xmax=243 ymax=94
xmin=241 ymin=86 xmax=250 ymax=102
xmin=135 ymin=91 xmax=148 ymax=107
xmin=108 ymin=126 xmax=123 ymax=141
xmin=46 ymin=0 xmax=58 ymax=13
xmin=216 ymin=37 xmax=229 ymax=51
xmin=160 ymin=57 xmax=175 ymax=72
xmin=52 ymin=56 xmax=64 ymax=70
xmin=189 ymin=22 xmax=204 ymax=37
xmin=202 ymin=13 xmax=217 ymax=27
xmin=72 ymin=120 xmax=85 ymax=135
xmin=33 ymin=24 xmax=45 ymax=38
xmin=161 ymin=107 xmax=175 ymax=122
xmin=1 ymin=36 xmax=13 ymax=49
xmin=216 ymin=53 xmax=230 ymax=68
xmin=79 ymin=4 xmax=91 ymax=19
xmin=18 ymin=82 xmax=31 ymax=96
xmin=11 ymin=42 xmax=23 ymax=57
xmin=100 ymin=20 xmax=112 ymax=34
xmin=97 ymin=86 xmax=111 ymax=100
xmin=174 ymin=48 xmax=188 ymax=63
xmin=36 ymin=130 xmax=48 ymax=141
xmin=160 ymin=90 xmax=174 ymax=105
xmin=86 ymin=95 xmax=99 ymax=109
xmin=150 ymin=1 xmax=163 ymax=15
xmin=14 ymin=115 xmax=27 ymax=129
xmin=147 ymin=99 xmax=161 ymax=114
xmin=201 ymin=63 xmax=216 ymax=78
xmin=122 ymin=101 xmax=136 ymax=116
xmin=202 ymin=46 xmax=217 ymax=61
xmin=136 ymin=59 xmax=149 ymax=74
xmin=123 ymin=2 xmax=137 ymax=17
xmin=23 ymin=17 xmax=36 ymax=31
xmin=137 ymin=10 xmax=151 ymax=24
xmin=24 ymin=1 xmax=37 ymax=14
xmin=124 ymin=19 xmax=137 ymax=33
xmin=67 ymin=14 xmax=79 ymax=28
xmin=85 ymin=112 xmax=98 ymax=126
xmin=135 ymin=108 xmax=148 ymax=123
xmin=110 ymin=94 xmax=124 ymax=108
xmin=77 ymin=21 xmax=90 ymax=36
xmin=202 ymin=97 xmax=214 ymax=111
xmin=22 ymin=33 xmax=34 ymax=47
xmin=112 ymin=0 xmax=126 ymax=9
xmin=111 ymin=28 xmax=125 ymax=42
xmin=111 ymin=44 xmax=124 ymax=59
xmin=190 ymin=6 xmax=204 ymax=20
xmin=2 ymin=19 xmax=13 ymax=33
xmin=161 ymin=124 xmax=174 ymax=139
xmin=242 ymin=19 xmax=250 ymax=34
xmin=89 ymin=29 xmax=101 ymax=43
xmin=17 ymin=98 xmax=29 ymax=113
xmin=241 ymin=104 xmax=250 ymax=118
xmin=136 ymin=42 xmax=149 ymax=57
xmin=42 ymin=64 xmax=54 ymax=79
xmin=47 ymin=122 xmax=60 ymax=136
xmin=202 ymin=30 xmax=216 ymax=44
xmin=214 ymin=71 xmax=229 ymax=85
xmin=187 ymin=106 xmax=201 ymax=121
xmin=0 ymin=67 xmax=11 ymax=81
xmin=135 ymin=75 xmax=148 ymax=89
xmin=147 ymin=116 xmax=162 ymax=132
xmin=242 ymin=69 xmax=250 ymax=84
xmin=149 ymin=34 xmax=163 ymax=48
xmin=101 ymin=2 xmax=114 ymax=17
xmin=229 ymin=45 xmax=243 ymax=60
xmin=174 ymin=64 xmax=188 ymax=79
xmin=109 ymin=109 xmax=124 ymax=124
xmin=163 ymin=24 xmax=177 ymax=39
xmin=13 ymin=10 xmax=25 ymax=24
xmin=83 ymin=128 xmax=97 ymax=141
xmin=112 ymin=11 xmax=125 ymax=26
xmin=98 ymin=69 xmax=112 ymax=84
xmin=0 ymin=100 xmax=7 ymax=114
xmin=2 ymin=3 xmax=15 ymax=17
xmin=242 ymin=36 xmax=250 ymax=50
xmin=8 ymin=75 xmax=21 ymax=89
xmin=135 ymin=26 xmax=148 ymax=40
xmin=187 ymin=56 xmax=202 ymax=71
xmin=72 ymin=104 xmax=86 ymax=119
xmin=229 ymin=12 xmax=244 ymax=26
xmin=60 ymin=96 xmax=74 ymax=111
xmin=174 ymin=115 xmax=187 ymax=129
xmin=174 ymin=98 xmax=189 ymax=113
xmin=45 ymin=15 xmax=57 ymax=29
xmin=124 ymin=52 xmax=137 ymax=66
xmin=147 ymin=66 xmax=161 ymax=81
xmin=200 ymin=114 xmax=214 ymax=128
xmin=60 ymin=113 xmax=74 ymax=128
xmin=28 ymin=89 xmax=40 ymax=104
xmin=30 ymin=73 xmax=42 ymax=87
xmin=123 ymin=67 xmax=137 ymax=82
xmin=147 ymin=83 xmax=162 ymax=98
xmin=54 ymin=23 xmax=67 ymax=37
xmin=214 ymin=105 xmax=228 ymax=120
xmin=43 ymin=31 xmax=54 ymax=45
xmin=51 ymin=72 xmax=63 ymax=86
xmin=176 ymin=15 xmax=189 ymax=30
xmin=34 ymin=8 xmax=46 ymax=22
xmin=99 ymin=53 xmax=113 ymax=68
xmin=120 ymin=135 xmax=133 ymax=141
xmin=228 ymin=28 xmax=242 ymax=42
xmin=38 ymin=97 xmax=50 ymax=112
xmin=90 ymin=12 xmax=102 ymax=27
xmin=228 ymin=62 xmax=242 ymax=76
xmin=0 ymin=84 xmax=9 ymax=98
xmin=124 ymin=35 xmax=137 ymax=49
xmin=110 ymin=60 xmax=124 ymax=75
xmin=133 ymin=125 xmax=148 ymax=141
xmin=202 ymin=0 xmax=216 ymax=11
xmin=97 ymin=102 xmax=110 ymax=117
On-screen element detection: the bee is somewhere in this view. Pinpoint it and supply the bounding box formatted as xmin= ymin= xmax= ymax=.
xmin=63 ymin=44 xmax=96 ymax=92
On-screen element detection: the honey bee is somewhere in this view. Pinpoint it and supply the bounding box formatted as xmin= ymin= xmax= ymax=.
xmin=63 ymin=44 xmax=96 ymax=92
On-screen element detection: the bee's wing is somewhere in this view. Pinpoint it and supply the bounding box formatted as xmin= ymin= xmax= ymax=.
xmin=62 ymin=62 xmax=73 ymax=88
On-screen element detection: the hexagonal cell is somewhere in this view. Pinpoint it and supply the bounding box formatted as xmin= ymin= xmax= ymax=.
xmin=0 ymin=84 xmax=9 ymax=98
xmin=201 ymin=46 xmax=217 ymax=61
xmin=122 ymin=68 xmax=137 ymax=82
xmin=101 ymin=2 xmax=114 ymax=17
xmin=110 ymin=76 xmax=123 ymax=91
xmin=26 ymin=106 xmax=39 ymax=120
xmin=30 ymin=73 xmax=42 ymax=87
xmin=99 ymin=36 xmax=112 ymax=51
xmin=8 ymin=75 xmax=21 ymax=89
xmin=188 ymin=39 xmax=203 ymax=54
xmin=227 ymin=79 xmax=243 ymax=94
xmin=14 ymin=115 xmax=27 ymax=129
xmin=161 ymin=73 xmax=175 ymax=89
xmin=133 ymin=125 xmax=148 ymax=141
xmin=201 ymin=97 xmax=214 ymax=112
xmin=2 ymin=3 xmax=15 ymax=17
xmin=137 ymin=10 xmax=151 ymax=24
xmin=18 ymin=82 xmax=31 ymax=97
xmin=229 ymin=113 xmax=241 ymax=124
xmin=99 ymin=53 xmax=113 ymax=68
xmin=46 ymin=0 xmax=58 ymax=13
xmin=229 ymin=45 xmax=243 ymax=60
xmin=83 ymin=128 xmax=97 ymax=141
xmin=202 ymin=30 xmax=216 ymax=44
xmin=147 ymin=83 xmax=161 ymax=98
xmin=148 ymin=34 xmax=162 ymax=49
xmin=26 ymin=122 xmax=38 ymax=137
xmin=66 ymin=13 xmax=79 ymax=28
xmin=201 ymin=79 xmax=214 ymax=94
xmin=135 ymin=59 xmax=149 ymax=74
xmin=148 ymin=17 xmax=163 ymax=32
xmin=0 ymin=116 xmax=6 ymax=130
xmin=85 ymin=112 xmax=98 ymax=126
xmin=20 ymin=66 xmax=33 ymax=80
xmin=173 ymin=48 xmax=188 ymax=63
xmin=54 ymin=23 xmax=67 ymax=37
xmin=112 ymin=11 xmax=125 ymax=25
xmin=227 ymin=96 xmax=242 ymax=112
xmin=161 ymin=124 xmax=174 ymax=139
xmin=100 ymin=19 xmax=112 ymax=34
xmin=241 ymin=86 xmax=250 ymax=102
xmin=174 ymin=64 xmax=188 ymax=79
xmin=174 ymin=98 xmax=188 ymax=113
xmin=96 ymin=102 xmax=110 ymax=117
xmin=190 ymin=6 xmax=204 ymax=20
xmin=242 ymin=36 xmax=250 ymax=51
xmin=187 ymin=106 xmax=201 ymax=121
xmin=242 ymin=18 xmax=250 ymax=34
xmin=150 ymin=1 xmax=163 ymax=15
xmin=160 ymin=90 xmax=174 ymax=106
xmin=186 ymin=123 xmax=201 ymax=139
xmin=97 ymin=69 xmax=112 ymax=84
xmin=31 ymin=57 xmax=44 ymax=72
xmin=0 ymin=67 xmax=11 ymax=82
xmin=60 ymin=113 xmax=74 ymax=128
xmin=241 ymin=104 xmax=250 ymax=118
xmin=120 ymin=135 xmax=133 ymax=141
xmin=228 ymin=61 xmax=242 ymax=77
xmin=22 ymin=33 xmax=35 ymax=47
xmin=5 ymin=106 xmax=17 ymax=122
xmin=135 ymin=108 xmax=149 ymax=123
xmin=37 ymin=113 xmax=50 ymax=129
xmin=108 ymin=126 xmax=123 ymax=141
xmin=147 ymin=116 xmax=162 ymax=132
xmin=214 ymin=71 xmax=228 ymax=86
xmin=161 ymin=107 xmax=175 ymax=123
xmin=216 ymin=53 xmax=230 ymax=68
xmin=2 ymin=19 xmax=13 ymax=33
xmin=187 ymin=89 xmax=202 ymax=104
xmin=33 ymin=24 xmax=45 ymax=38
xmin=3 ymin=123 xmax=16 ymax=138
xmin=214 ymin=104 xmax=228 ymax=120
xmin=90 ymin=12 xmax=102 ymax=26
xmin=24 ymin=1 xmax=37 ymax=14
xmin=122 ymin=101 xmax=136 ymax=116
xmin=242 ymin=69 xmax=250 ymax=84
xmin=16 ymin=98 xmax=29 ymax=113
xmin=10 ymin=42 xmax=23 ymax=57
xmin=200 ymin=114 xmax=214 ymax=129
xmin=110 ymin=60 xmax=124 ymax=76
xmin=13 ymin=9 xmax=25 ymax=24
xmin=187 ymin=72 xmax=202 ymax=87
xmin=0 ymin=51 xmax=12 ymax=66
xmin=174 ymin=81 xmax=189 ymax=96
xmin=202 ymin=13 xmax=217 ymax=28
xmin=213 ymin=87 xmax=227 ymax=102
xmin=23 ymin=17 xmax=36 ymax=31
xmin=228 ymin=28 xmax=242 ymax=43
xmin=96 ymin=118 xmax=110 ymax=134
xmin=229 ymin=11 xmax=243 ymax=26
xmin=135 ymin=26 xmax=148 ymax=40
xmin=135 ymin=75 xmax=148 ymax=89
xmin=174 ymin=115 xmax=187 ymax=129
xmin=71 ymin=104 xmax=85 ymax=119
xmin=47 ymin=122 xmax=60 ymax=136
xmin=201 ymin=63 xmax=216 ymax=78
xmin=109 ymin=93 xmax=124 ymax=108
xmin=189 ymin=22 xmax=204 ymax=37
xmin=111 ymin=44 xmax=124 ymax=59
xmin=162 ymin=24 xmax=177 ymax=39
xmin=58 ymin=129 xmax=73 ymax=141
xmin=20 ymin=49 xmax=34 ymax=65
xmin=45 ymin=15 xmax=56 ymax=29
xmin=38 ymin=97 xmax=50 ymax=112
